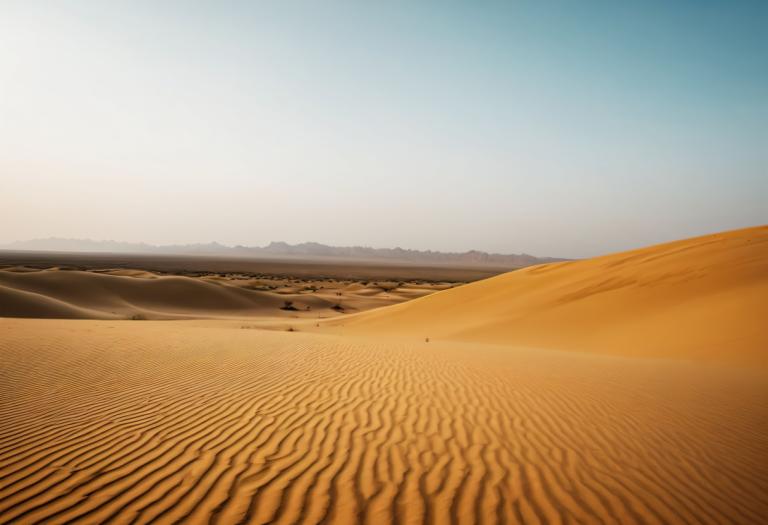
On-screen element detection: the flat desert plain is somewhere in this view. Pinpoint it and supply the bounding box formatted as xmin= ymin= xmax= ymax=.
xmin=1 ymin=226 xmax=767 ymax=524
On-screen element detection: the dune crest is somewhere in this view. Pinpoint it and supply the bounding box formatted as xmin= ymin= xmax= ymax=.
xmin=341 ymin=226 xmax=768 ymax=365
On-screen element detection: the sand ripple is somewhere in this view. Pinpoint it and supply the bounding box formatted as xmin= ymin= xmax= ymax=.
xmin=1 ymin=319 xmax=766 ymax=524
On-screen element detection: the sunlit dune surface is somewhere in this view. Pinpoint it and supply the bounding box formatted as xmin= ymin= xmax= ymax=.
xmin=1 ymin=319 xmax=767 ymax=524
xmin=1 ymin=226 xmax=767 ymax=524
xmin=340 ymin=225 xmax=768 ymax=366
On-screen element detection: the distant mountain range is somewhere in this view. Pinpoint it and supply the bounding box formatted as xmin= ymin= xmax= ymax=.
xmin=0 ymin=238 xmax=567 ymax=268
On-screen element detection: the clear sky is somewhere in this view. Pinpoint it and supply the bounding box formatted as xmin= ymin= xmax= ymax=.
xmin=1 ymin=1 xmax=766 ymax=258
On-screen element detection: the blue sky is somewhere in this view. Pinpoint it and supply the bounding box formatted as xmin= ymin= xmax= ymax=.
xmin=1 ymin=1 xmax=766 ymax=257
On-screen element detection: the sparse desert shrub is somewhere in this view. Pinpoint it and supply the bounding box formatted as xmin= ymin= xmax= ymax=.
xmin=331 ymin=304 xmax=344 ymax=312
xmin=280 ymin=300 xmax=298 ymax=311
xmin=129 ymin=313 xmax=146 ymax=320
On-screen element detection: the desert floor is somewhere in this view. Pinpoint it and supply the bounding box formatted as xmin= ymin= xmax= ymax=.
xmin=1 ymin=226 xmax=766 ymax=524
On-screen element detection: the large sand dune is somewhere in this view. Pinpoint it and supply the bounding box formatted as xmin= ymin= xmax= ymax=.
xmin=1 ymin=227 xmax=767 ymax=523
xmin=340 ymin=226 xmax=768 ymax=366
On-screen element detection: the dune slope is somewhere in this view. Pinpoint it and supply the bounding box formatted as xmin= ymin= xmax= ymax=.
xmin=341 ymin=226 xmax=768 ymax=365
xmin=0 ymin=270 xmax=349 ymax=320
xmin=0 ymin=270 xmax=290 ymax=319
xmin=1 ymin=319 xmax=766 ymax=524
xmin=0 ymin=268 xmax=446 ymax=321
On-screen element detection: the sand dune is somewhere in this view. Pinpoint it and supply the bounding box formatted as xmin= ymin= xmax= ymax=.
xmin=1 ymin=227 xmax=767 ymax=523
xmin=0 ymin=270 xmax=282 ymax=319
xmin=340 ymin=226 xmax=768 ymax=366
xmin=0 ymin=269 xmax=438 ymax=320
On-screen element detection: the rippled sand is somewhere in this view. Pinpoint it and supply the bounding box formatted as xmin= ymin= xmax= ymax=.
xmin=1 ymin=226 xmax=767 ymax=524
xmin=1 ymin=320 xmax=766 ymax=524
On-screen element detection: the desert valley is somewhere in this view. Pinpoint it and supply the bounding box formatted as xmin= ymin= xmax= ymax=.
xmin=1 ymin=226 xmax=766 ymax=524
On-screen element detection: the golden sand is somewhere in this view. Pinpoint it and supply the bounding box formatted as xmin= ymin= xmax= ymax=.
xmin=1 ymin=226 xmax=766 ymax=523
xmin=340 ymin=226 xmax=768 ymax=366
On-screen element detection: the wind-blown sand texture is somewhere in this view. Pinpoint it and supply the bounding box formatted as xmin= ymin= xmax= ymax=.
xmin=1 ymin=320 xmax=766 ymax=524
xmin=1 ymin=226 xmax=767 ymax=524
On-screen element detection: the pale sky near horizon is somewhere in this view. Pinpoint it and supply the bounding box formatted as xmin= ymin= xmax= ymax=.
xmin=1 ymin=1 xmax=766 ymax=258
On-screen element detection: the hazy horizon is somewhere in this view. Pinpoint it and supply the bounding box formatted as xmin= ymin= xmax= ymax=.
xmin=2 ymin=234 xmax=571 ymax=258
xmin=2 ymin=1 xmax=766 ymax=258
xmin=2 ymin=225 xmax=765 ymax=261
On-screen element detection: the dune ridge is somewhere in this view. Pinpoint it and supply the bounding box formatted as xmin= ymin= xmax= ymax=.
xmin=340 ymin=225 xmax=768 ymax=365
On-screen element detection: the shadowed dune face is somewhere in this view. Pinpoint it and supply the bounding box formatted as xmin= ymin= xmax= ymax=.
xmin=0 ymin=319 xmax=766 ymax=524
xmin=0 ymin=271 xmax=272 ymax=319
xmin=0 ymin=269 xmax=445 ymax=320
xmin=340 ymin=226 xmax=768 ymax=366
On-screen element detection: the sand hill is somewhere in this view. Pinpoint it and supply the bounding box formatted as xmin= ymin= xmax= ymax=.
xmin=0 ymin=270 xmax=277 ymax=319
xmin=340 ymin=225 xmax=768 ymax=366
xmin=1 ymin=227 xmax=766 ymax=524
xmin=0 ymin=269 xmax=442 ymax=321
